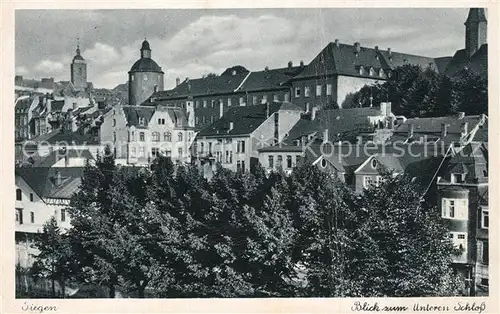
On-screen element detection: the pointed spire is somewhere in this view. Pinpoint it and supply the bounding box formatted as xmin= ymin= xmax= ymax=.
xmin=465 ymin=8 xmax=487 ymax=24
xmin=76 ymin=37 xmax=81 ymax=55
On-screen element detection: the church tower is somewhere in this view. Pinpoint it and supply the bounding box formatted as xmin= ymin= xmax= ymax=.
xmin=70 ymin=41 xmax=87 ymax=90
xmin=465 ymin=8 xmax=487 ymax=57
xmin=128 ymin=40 xmax=164 ymax=106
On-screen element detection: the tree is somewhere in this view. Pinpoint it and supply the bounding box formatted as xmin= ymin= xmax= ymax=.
xmin=349 ymin=173 xmax=462 ymax=296
xmin=31 ymin=217 xmax=74 ymax=298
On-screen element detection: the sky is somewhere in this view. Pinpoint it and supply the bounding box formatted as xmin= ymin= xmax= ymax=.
xmin=15 ymin=8 xmax=474 ymax=90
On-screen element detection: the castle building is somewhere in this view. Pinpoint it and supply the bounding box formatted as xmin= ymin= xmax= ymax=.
xmin=70 ymin=43 xmax=87 ymax=90
xmin=128 ymin=40 xmax=164 ymax=106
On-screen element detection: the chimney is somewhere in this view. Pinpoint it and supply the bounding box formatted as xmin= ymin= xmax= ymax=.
xmin=354 ymin=42 xmax=361 ymax=53
xmin=457 ymin=111 xmax=465 ymax=119
xmin=441 ymin=123 xmax=449 ymax=138
xmin=323 ymin=129 xmax=329 ymax=144
xmin=229 ymin=121 xmax=234 ymax=131
xmin=334 ymin=39 xmax=339 ymax=47
xmin=300 ymin=60 xmax=304 ymax=67
xmin=288 ymin=61 xmax=293 ymax=69
xmin=311 ymin=106 xmax=319 ymax=120
xmin=375 ymin=45 xmax=379 ymax=51
xmin=219 ymin=100 xmax=224 ymax=118
xmin=185 ymin=77 xmax=189 ymax=83
xmin=408 ymin=123 xmax=414 ymax=138
xmin=380 ymin=102 xmax=391 ymax=117
xmin=265 ymin=66 xmax=269 ymax=71
xmin=387 ymin=47 xmax=392 ymax=56
xmin=55 ymin=171 xmax=62 ymax=185
xmin=461 ymin=122 xmax=469 ymax=136
xmin=176 ymin=77 xmax=180 ymax=86
xmin=266 ymin=102 xmax=270 ymax=118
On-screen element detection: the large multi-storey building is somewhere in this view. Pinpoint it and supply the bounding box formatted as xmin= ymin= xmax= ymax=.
xmin=99 ymin=102 xmax=195 ymax=166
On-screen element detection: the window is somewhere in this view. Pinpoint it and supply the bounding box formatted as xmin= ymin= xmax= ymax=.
xmin=442 ymin=198 xmax=468 ymax=219
xmin=152 ymin=132 xmax=160 ymax=142
xmin=268 ymin=156 xmax=274 ymax=168
xmin=112 ymin=119 xmax=116 ymax=127
xmin=304 ymin=86 xmax=311 ymax=97
xmin=130 ymin=146 xmax=137 ymax=158
xmin=237 ymin=140 xmax=246 ymax=153
xmin=143 ymin=74 xmax=148 ymax=81
xmin=225 ymin=151 xmax=230 ymax=163
xmin=203 ymin=116 xmax=207 ymax=124
xmin=295 ymin=87 xmax=301 ymax=98
xmin=273 ymin=94 xmax=279 ymax=101
xmin=16 ymin=208 xmax=23 ymax=224
xmin=363 ymin=176 xmax=374 ymax=189
xmin=277 ymin=155 xmax=283 ymax=167
xmin=164 ymin=132 xmax=171 ymax=142
xmin=227 ymin=98 xmax=232 ymax=106
xmin=158 ymin=118 xmax=165 ymax=125
xmin=178 ymin=132 xmax=183 ymax=142
xmin=61 ymin=209 xmax=66 ymax=222
xmin=480 ymin=278 xmax=489 ymax=287
xmin=451 ymin=173 xmax=465 ymax=184
xmin=450 ymin=232 xmax=467 ymax=255
xmin=241 ymin=160 xmax=245 ymax=172
xmin=371 ymin=159 xmax=378 ymax=168
xmin=481 ymin=208 xmax=489 ymax=229
xmin=321 ymin=158 xmax=327 ymax=168
xmin=113 ymin=132 xmax=116 ymax=142
xmin=237 ymin=161 xmax=241 ymax=172
xmin=195 ymin=117 xmax=199 ymax=125
xmin=30 ymin=193 xmax=34 ymax=202
xmin=216 ymin=151 xmax=222 ymax=163
xmin=138 ymin=117 xmax=145 ymax=126
xmin=284 ymin=93 xmax=290 ymax=102
xmin=195 ymin=100 xmax=200 ymax=108
xmin=30 ymin=212 xmax=35 ymax=224
xmin=211 ymin=116 xmax=215 ymax=123
xmin=316 ymin=85 xmax=322 ymax=97
xmin=229 ymin=151 xmax=233 ymax=163
xmin=152 ymin=147 xmax=159 ymax=157
xmin=16 ymin=189 xmax=22 ymax=201
xmin=130 ymin=131 xmax=135 ymax=141
xmin=375 ymin=175 xmax=383 ymax=187
xmin=139 ymin=132 xmax=145 ymax=142
xmin=326 ymin=84 xmax=332 ymax=96
xmin=211 ymin=100 xmax=215 ymax=108
xmin=200 ymin=142 xmax=205 ymax=153
xmin=208 ymin=142 xmax=213 ymax=154
xmin=139 ymin=147 xmax=145 ymax=158
xmin=252 ymin=96 xmax=257 ymax=105
xmin=287 ymin=155 xmax=292 ymax=169
xmin=480 ymin=241 xmax=489 ymax=265
xmin=262 ymin=95 xmax=268 ymax=103
xmin=203 ymin=100 xmax=207 ymax=108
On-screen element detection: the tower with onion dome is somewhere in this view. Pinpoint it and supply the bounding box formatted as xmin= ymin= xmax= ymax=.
xmin=128 ymin=39 xmax=164 ymax=106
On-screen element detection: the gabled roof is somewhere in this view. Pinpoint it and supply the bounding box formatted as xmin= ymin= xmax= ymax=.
xmin=122 ymin=106 xmax=156 ymax=127
xmin=238 ymin=66 xmax=302 ymax=92
xmin=393 ymin=114 xmax=487 ymax=143
xmin=16 ymin=167 xmax=85 ymax=200
xmin=51 ymin=100 xmax=65 ymax=112
xmin=151 ymin=66 xmax=251 ymax=99
xmin=285 ymin=107 xmax=384 ymax=144
xmin=294 ymin=42 xmax=439 ymax=80
xmin=198 ymin=101 xmax=302 ymax=137
xmin=30 ymin=128 xmax=100 ymax=145
xmin=444 ymin=44 xmax=488 ymax=79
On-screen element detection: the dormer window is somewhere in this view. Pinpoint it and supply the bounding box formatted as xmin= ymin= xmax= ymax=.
xmin=371 ymin=158 xmax=378 ymax=169
xmin=379 ymin=69 xmax=385 ymax=77
xmin=138 ymin=117 xmax=145 ymax=126
xmin=451 ymin=173 xmax=465 ymax=184
xmin=369 ymin=67 xmax=375 ymax=76
xmin=359 ymin=66 xmax=364 ymax=75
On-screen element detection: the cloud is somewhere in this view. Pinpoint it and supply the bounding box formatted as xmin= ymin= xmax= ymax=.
xmin=35 ymin=60 xmax=65 ymax=73
xmin=15 ymin=66 xmax=29 ymax=76
xmin=83 ymin=43 xmax=120 ymax=66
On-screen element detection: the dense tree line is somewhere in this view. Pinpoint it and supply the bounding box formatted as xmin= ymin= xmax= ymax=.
xmin=32 ymin=150 xmax=462 ymax=298
xmin=343 ymin=65 xmax=488 ymax=117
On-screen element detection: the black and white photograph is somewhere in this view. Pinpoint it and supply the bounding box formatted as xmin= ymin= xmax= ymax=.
xmin=8 ymin=5 xmax=493 ymax=304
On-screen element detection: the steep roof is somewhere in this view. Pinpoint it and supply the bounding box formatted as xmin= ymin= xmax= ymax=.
xmin=465 ymin=8 xmax=487 ymax=24
xmin=294 ymin=42 xmax=439 ymax=80
xmin=392 ymin=114 xmax=487 ymax=143
xmin=30 ymin=128 xmax=100 ymax=145
xmin=51 ymin=100 xmax=65 ymax=112
xmin=238 ymin=66 xmax=302 ymax=92
xmin=285 ymin=107 xmax=384 ymax=144
xmin=198 ymin=101 xmax=302 ymax=137
xmin=152 ymin=67 xmax=250 ymax=99
xmin=444 ymin=44 xmax=488 ymax=79
xmin=15 ymin=167 xmax=85 ymax=199
xmin=29 ymin=149 xmax=95 ymax=167
xmin=122 ymin=106 xmax=156 ymax=127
